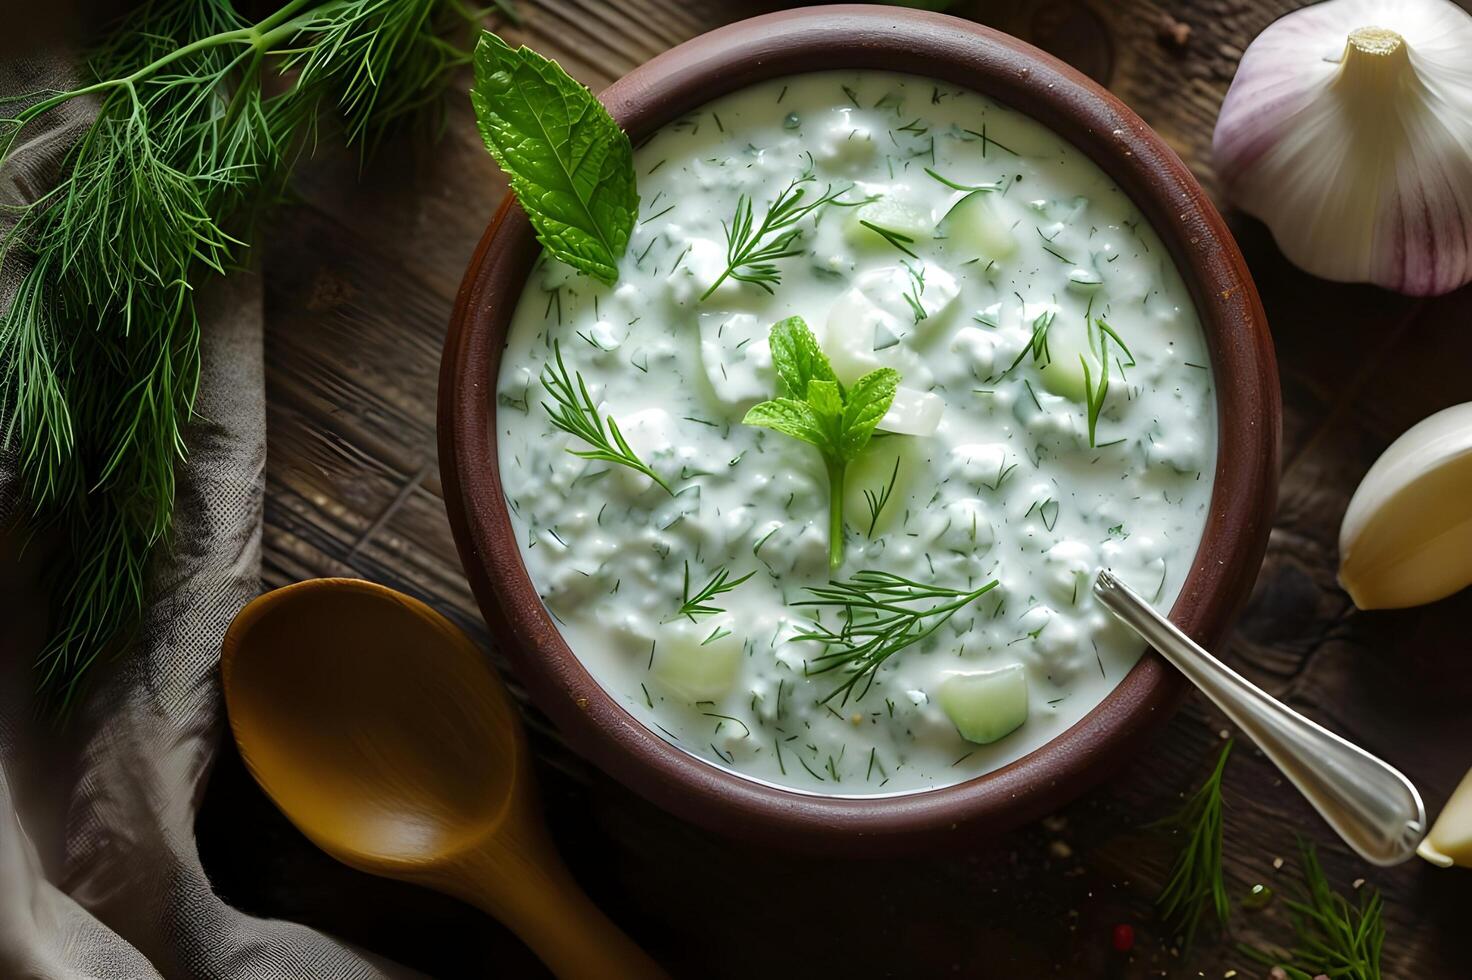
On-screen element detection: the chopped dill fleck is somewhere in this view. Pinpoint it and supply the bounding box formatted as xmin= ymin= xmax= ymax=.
xmin=858 ymin=220 xmax=919 ymax=258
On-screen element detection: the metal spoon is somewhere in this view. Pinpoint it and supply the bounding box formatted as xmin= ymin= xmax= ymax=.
xmin=1093 ymin=570 xmax=1426 ymax=866
xmin=221 ymin=578 xmax=665 ymax=978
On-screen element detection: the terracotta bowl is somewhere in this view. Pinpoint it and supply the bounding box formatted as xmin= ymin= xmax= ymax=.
xmin=439 ymin=5 xmax=1280 ymax=853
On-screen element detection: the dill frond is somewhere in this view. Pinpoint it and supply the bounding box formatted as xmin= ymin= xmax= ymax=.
xmin=0 ymin=0 xmax=494 ymax=703
xmin=671 ymin=562 xmax=755 ymax=622
xmin=795 ymin=570 xmax=997 ymax=705
xmin=1156 ymin=738 xmax=1233 ymax=949
xmin=540 ymin=340 xmax=672 ymax=494
xmin=1243 ymin=840 xmax=1385 ymax=980
xmin=701 ymin=176 xmax=860 ymax=299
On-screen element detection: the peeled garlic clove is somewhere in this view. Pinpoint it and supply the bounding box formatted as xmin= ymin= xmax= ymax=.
xmin=1212 ymin=0 xmax=1472 ymax=296
xmin=1419 ymin=767 xmax=1472 ymax=868
xmin=1338 ymin=402 xmax=1472 ymax=609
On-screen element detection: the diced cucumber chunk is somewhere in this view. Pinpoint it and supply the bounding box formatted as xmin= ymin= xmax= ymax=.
xmin=822 ymin=267 xmax=957 ymax=384
xmin=844 ymin=437 xmax=919 ymax=537
xmin=845 ymin=197 xmax=931 ymax=251
xmin=943 ymin=191 xmax=1016 ymax=260
xmin=823 ymin=288 xmax=894 ymax=384
xmin=652 ymin=618 xmax=742 ymax=701
xmin=1037 ymin=320 xmax=1095 ymax=404
xmin=859 ymin=263 xmax=960 ymax=326
xmin=938 ymin=664 xmax=1029 ymax=744
xmin=879 ymin=386 xmax=943 ymax=436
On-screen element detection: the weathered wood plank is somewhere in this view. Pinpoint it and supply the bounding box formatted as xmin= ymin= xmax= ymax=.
xmin=194 ymin=2 xmax=1472 ymax=977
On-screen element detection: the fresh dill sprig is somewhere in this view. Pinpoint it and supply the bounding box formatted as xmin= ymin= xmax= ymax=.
xmin=1155 ymin=739 xmax=1233 ymax=949
xmin=1003 ymin=309 xmax=1056 ymax=374
xmin=1092 ymin=316 xmax=1136 ymax=366
xmin=1081 ymin=317 xmax=1134 ymax=447
xmin=923 ymin=167 xmax=997 ymax=193
xmin=540 ymin=341 xmax=672 ymax=494
xmin=670 ymin=561 xmax=755 ymax=622
xmin=863 ymin=457 xmax=901 ymax=537
xmin=702 ymin=176 xmax=860 ymax=299
xmin=925 ymin=167 xmax=999 ymax=221
xmin=858 ymin=220 xmax=919 ymax=258
xmin=901 ymin=262 xmax=927 ymax=323
xmin=795 ymin=571 xmax=998 ymax=705
xmin=1242 ymin=840 xmax=1385 ymax=980
xmin=0 ymin=0 xmax=486 ymax=702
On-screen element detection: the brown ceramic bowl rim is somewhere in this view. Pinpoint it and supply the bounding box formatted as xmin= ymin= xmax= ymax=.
xmin=439 ymin=5 xmax=1280 ymax=853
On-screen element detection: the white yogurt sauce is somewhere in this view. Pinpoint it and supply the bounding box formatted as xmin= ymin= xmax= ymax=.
xmin=495 ymin=71 xmax=1216 ymax=796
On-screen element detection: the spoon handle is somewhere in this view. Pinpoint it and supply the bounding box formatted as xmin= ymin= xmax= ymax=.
xmin=450 ymin=821 xmax=667 ymax=980
xmin=1093 ymin=570 xmax=1426 ymax=866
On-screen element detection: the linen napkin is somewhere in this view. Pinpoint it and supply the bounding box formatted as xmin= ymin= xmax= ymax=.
xmin=0 ymin=56 xmax=420 ymax=980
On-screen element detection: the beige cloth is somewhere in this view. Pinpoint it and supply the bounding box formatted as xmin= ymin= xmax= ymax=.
xmin=0 ymin=57 xmax=420 ymax=980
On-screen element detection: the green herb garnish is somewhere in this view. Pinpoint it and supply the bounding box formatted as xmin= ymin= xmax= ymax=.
xmin=863 ymin=457 xmax=901 ymax=538
xmin=540 ymin=341 xmax=670 ymax=493
xmin=0 ymin=0 xmax=483 ymax=701
xmin=1081 ymin=317 xmax=1135 ymax=447
xmin=923 ymin=167 xmax=996 ymax=193
xmin=741 ymin=317 xmax=898 ymax=568
xmin=671 ymin=562 xmax=755 ymax=622
xmin=925 ymin=167 xmax=999 ymax=221
xmin=858 ymin=220 xmax=919 ymax=258
xmin=901 ymin=263 xmax=928 ymax=323
xmin=470 ymin=31 xmax=638 ymax=284
xmin=1242 ymin=840 xmax=1384 ymax=980
xmin=1156 ymin=739 xmax=1232 ymax=949
xmin=1004 ymin=310 xmax=1056 ymax=374
xmin=702 ymin=177 xmax=859 ymax=299
xmin=796 ymin=571 xmax=998 ymax=704
xmin=1092 ymin=316 xmax=1136 ymax=365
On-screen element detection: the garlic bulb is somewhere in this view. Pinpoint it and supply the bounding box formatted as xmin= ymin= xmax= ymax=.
xmin=1213 ymin=0 xmax=1472 ymax=296
xmin=1338 ymin=402 xmax=1472 ymax=609
xmin=1419 ymin=766 xmax=1472 ymax=868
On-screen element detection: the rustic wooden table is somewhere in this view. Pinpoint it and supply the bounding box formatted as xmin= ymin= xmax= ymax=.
xmin=196 ymin=1 xmax=1472 ymax=976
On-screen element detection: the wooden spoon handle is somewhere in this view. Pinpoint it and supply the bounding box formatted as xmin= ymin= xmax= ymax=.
xmin=448 ymin=826 xmax=666 ymax=980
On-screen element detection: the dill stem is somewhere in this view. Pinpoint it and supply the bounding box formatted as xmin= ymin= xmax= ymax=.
xmin=8 ymin=0 xmax=318 ymax=133
xmin=826 ymin=457 xmax=845 ymax=570
xmin=698 ymin=268 xmax=729 ymax=301
xmin=251 ymin=0 xmax=318 ymax=36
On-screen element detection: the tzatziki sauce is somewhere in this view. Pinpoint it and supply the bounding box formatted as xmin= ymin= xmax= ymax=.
xmin=495 ymin=71 xmax=1216 ymax=796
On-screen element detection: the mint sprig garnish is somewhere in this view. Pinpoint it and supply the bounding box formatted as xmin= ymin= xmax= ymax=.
xmin=470 ymin=32 xmax=638 ymax=284
xmin=743 ymin=317 xmax=899 ymax=568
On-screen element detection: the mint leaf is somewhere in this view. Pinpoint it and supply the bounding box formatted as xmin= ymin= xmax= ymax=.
xmin=744 ymin=317 xmax=909 ymax=569
xmin=470 ymin=32 xmax=638 ymax=284
xmin=768 ymin=315 xmax=837 ymax=398
xmin=805 ymin=378 xmax=843 ymax=421
xmin=743 ymin=398 xmax=826 ymax=447
xmin=839 ymin=368 xmax=899 ymax=460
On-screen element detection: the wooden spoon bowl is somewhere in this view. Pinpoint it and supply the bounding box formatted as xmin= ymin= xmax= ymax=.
xmin=221 ymin=578 xmax=662 ymax=979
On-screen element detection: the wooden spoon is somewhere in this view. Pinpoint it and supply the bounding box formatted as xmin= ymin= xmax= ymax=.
xmin=221 ymin=577 xmax=664 ymax=979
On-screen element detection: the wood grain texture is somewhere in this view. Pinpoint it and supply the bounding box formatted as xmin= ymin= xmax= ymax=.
xmin=196 ymin=1 xmax=1472 ymax=977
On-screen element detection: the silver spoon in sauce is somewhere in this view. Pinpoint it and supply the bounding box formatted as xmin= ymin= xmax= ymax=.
xmin=1093 ymin=570 xmax=1426 ymax=866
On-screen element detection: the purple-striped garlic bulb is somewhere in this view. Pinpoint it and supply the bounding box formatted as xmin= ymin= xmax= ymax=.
xmin=1213 ymin=0 xmax=1472 ymax=296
